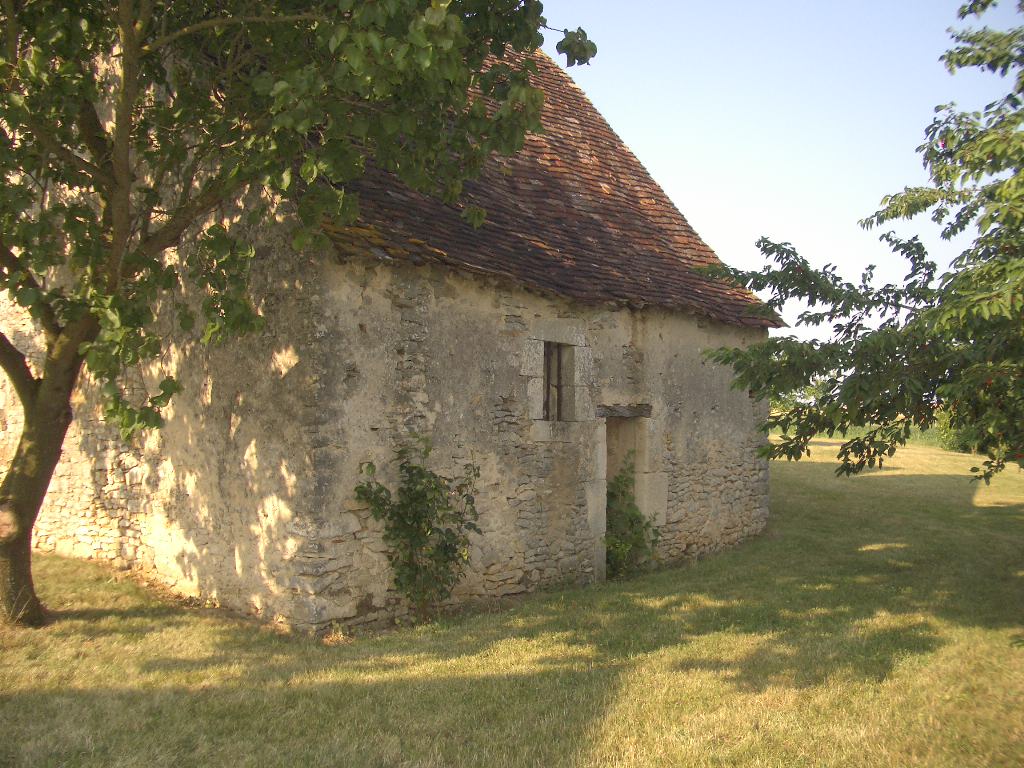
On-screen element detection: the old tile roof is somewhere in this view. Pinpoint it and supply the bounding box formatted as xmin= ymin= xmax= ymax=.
xmin=328 ymin=53 xmax=778 ymax=329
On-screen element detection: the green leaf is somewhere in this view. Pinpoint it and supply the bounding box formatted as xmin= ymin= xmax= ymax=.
xmin=328 ymin=25 xmax=349 ymax=53
xmin=177 ymin=306 xmax=195 ymax=332
xmin=461 ymin=205 xmax=486 ymax=228
xmin=300 ymin=156 xmax=319 ymax=183
xmin=14 ymin=286 xmax=40 ymax=307
xmin=424 ymin=6 xmax=448 ymax=26
xmin=292 ymin=228 xmax=311 ymax=251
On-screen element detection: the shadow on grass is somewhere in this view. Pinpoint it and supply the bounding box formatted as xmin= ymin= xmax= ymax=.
xmin=77 ymin=466 xmax=1023 ymax=689
xmin=5 ymin=461 xmax=1022 ymax=766
xmin=55 ymin=605 xmax=186 ymax=622
xmin=0 ymin=660 xmax=626 ymax=768
xmin=316 ymin=463 xmax=1020 ymax=693
xmin=47 ymin=605 xmax=196 ymax=641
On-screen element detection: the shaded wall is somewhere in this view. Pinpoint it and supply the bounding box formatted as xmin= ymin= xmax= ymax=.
xmin=0 ymin=222 xmax=324 ymax=625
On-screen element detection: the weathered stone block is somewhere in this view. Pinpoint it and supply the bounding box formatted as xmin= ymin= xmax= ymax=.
xmin=520 ymin=338 xmax=545 ymax=377
xmin=635 ymin=471 xmax=669 ymax=527
xmin=573 ymin=345 xmax=595 ymax=385
xmin=591 ymin=423 xmax=607 ymax=481
xmin=584 ymin=479 xmax=607 ymax=582
xmin=531 ymin=320 xmax=585 ymax=346
xmin=317 ymin=513 xmax=362 ymax=539
xmin=526 ymin=377 xmax=545 ymax=420
xmin=563 ymin=385 xmax=593 ymax=422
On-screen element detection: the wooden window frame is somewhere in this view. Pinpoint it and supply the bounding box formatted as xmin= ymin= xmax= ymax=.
xmin=543 ymin=341 xmax=569 ymax=421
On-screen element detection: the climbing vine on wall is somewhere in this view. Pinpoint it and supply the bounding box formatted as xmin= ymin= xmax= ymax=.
xmin=605 ymin=454 xmax=659 ymax=578
xmin=355 ymin=439 xmax=480 ymax=619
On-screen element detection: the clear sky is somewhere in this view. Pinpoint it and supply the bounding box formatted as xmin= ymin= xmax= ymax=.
xmin=540 ymin=1 xmax=1018 ymax=333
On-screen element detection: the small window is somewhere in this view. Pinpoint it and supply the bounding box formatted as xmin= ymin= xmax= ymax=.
xmin=543 ymin=341 xmax=570 ymax=421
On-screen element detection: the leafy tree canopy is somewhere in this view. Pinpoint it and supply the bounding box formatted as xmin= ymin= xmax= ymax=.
xmin=1 ymin=0 xmax=594 ymax=435
xmin=0 ymin=0 xmax=593 ymax=625
xmin=708 ymin=0 xmax=1024 ymax=482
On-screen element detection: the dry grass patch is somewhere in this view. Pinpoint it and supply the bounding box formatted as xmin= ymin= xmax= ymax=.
xmin=1 ymin=441 xmax=1022 ymax=767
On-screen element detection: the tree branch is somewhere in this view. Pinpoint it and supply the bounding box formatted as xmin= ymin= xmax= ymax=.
xmin=24 ymin=114 xmax=112 ymax=188
xmin=137 ymin=0 xmax=154 ymax=35
xmin=75 ymin=96 xmax=114 ymax=179
xmin=142 ymin=13 xmax=323 ymax=54
xmin=0 ymin=329 xmax=38 ymax=409
xmin=106 ymin=0 xmax=142 ymax=290
xmin=1 ymin=0 xmax=19 ymax=66
xmin=137 ymin=175 xmax=234 ymax=261
xmin=0 ymin=236 xmax=62 ymax=344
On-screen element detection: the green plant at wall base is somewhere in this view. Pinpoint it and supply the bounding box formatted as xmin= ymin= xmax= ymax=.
xmin=605 ymin=456 xmax=658 ymax=578
xmin=355 ymin=440 xmax=481 ymax=619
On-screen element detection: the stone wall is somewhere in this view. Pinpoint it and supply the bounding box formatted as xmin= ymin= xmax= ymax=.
xmin=0 ymin=222 xmax=326 ymax=625
xmin=0 ymin=237 xmax=769 ymax=630
xmin=0 ymin=303 xmax=146 ymax=568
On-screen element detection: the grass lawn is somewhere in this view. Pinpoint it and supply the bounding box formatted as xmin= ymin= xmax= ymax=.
xmin=2 ymin=441 xmax=1022 ymax=768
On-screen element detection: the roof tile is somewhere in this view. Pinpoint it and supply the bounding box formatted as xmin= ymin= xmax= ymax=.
xmin=329 ymin=54 xmax=778 ymax=328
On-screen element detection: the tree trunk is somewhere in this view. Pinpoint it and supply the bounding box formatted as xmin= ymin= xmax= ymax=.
xmin=0 ymin=319 xmax=95 ymax=626
xmin=0 ymin=500 xmax=47 ymax=626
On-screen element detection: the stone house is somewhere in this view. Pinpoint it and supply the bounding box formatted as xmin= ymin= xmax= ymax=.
xmin=0 ymin=55 xmax=776 ymax=629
